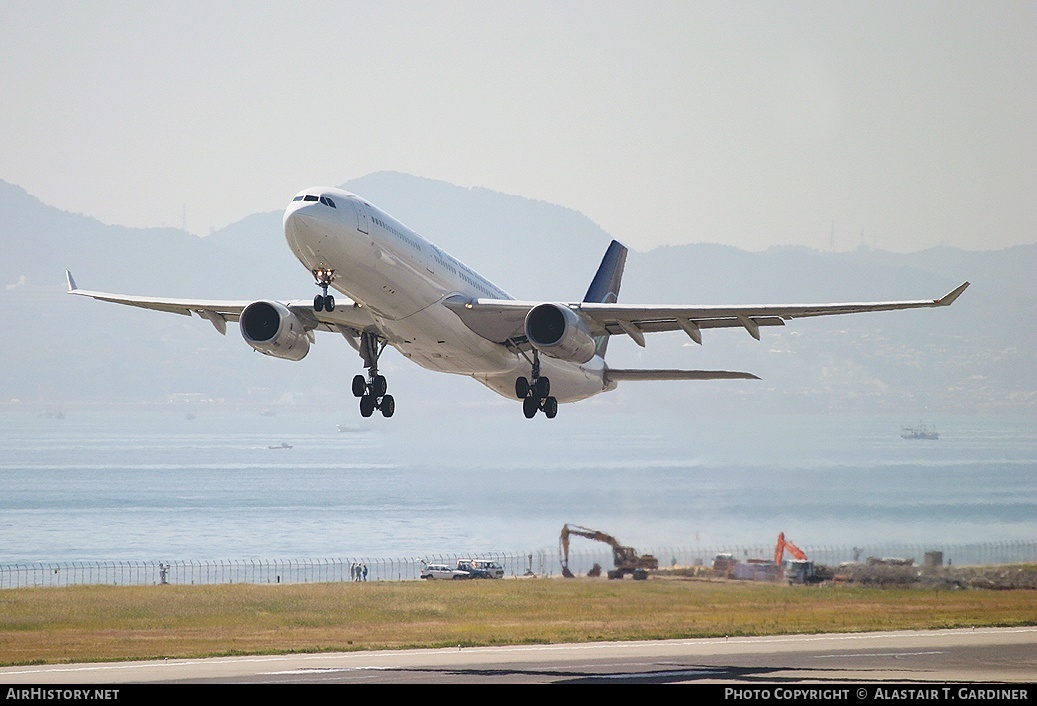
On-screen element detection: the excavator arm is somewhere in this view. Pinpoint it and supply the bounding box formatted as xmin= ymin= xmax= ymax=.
xmin=560 ymin=524 xmax=623 ymax=577
xmin=559 ymin=524 xmax=658 ymax=578
xmin=775 ymin=532 xmax=807 ymax=565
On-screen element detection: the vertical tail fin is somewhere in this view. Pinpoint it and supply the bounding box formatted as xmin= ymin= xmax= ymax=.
xmin=583 ymin=240 xmax=628 ymax=358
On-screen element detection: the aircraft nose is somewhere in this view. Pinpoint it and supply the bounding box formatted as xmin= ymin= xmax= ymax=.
xmin=283 ymin=206 xmax=305 ymax=240
xmin=284 ymin=198 xmax=335 ymax=239
xmin=283 ymin=200 xmax=320 ymax=230
xmin=283 ymin=204 xmax=329 ymax=262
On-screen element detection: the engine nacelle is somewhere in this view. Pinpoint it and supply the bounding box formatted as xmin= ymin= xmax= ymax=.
xmin=239 ymin=301 xmax=311 ymax=361
xmin=524 ymin=303 xmax=597 ymax=364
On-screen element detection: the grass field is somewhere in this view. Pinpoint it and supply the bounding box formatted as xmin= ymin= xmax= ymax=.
xmin=1 ymin=576 xmax=1035 ymax=667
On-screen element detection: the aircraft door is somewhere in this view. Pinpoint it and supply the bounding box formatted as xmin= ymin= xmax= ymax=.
xmin=350 ymin=198 xmax=369 ymax=234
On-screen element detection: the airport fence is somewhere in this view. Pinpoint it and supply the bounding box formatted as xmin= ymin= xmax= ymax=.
xmin=0 ymin=540 xmax=1033 ymax=589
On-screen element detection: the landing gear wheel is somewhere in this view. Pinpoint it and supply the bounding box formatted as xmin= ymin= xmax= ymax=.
xmin=522 ymin=396 xmax=538 ymax=419
xmin=359 ymin=395 xmax=376 ymax=418
xmin=516 ymin=349 xmax=556 ymax=418
xmin=312 ymin=268 xmax=336 ymax=312
xmin=534 ymin=377 xmax=551 ymax=398
xmin=353 ymin=331 xmax=396 ymax=419
xmin=544 ymin=396 xmax=558 ymax=419
xmin=515 ymin=377 xmax=530 ymax=399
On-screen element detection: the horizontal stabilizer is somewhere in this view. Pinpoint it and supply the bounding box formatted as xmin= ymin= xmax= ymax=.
xmin=605 ymin=369 xmax=760 ymax=382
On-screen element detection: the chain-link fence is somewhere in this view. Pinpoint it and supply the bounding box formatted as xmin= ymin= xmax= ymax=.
xmin=1 ymin=541 xmax=1032 ymax=589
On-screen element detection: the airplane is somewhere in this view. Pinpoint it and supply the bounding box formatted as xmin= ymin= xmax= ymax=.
xmin=67 ymin=186 xmax=970 ymax=419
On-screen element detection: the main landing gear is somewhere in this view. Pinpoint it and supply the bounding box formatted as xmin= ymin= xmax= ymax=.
xmin=515 ymin=352 xmax=558 ymax=419
xmin=352 ymin=332 xmax=394 ymax=418
xmin=312 ymin=268 xmax=336 ymax=312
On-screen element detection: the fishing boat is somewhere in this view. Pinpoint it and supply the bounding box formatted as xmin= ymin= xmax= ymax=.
xmin=901 ymin=423 xmax=939 ymax=440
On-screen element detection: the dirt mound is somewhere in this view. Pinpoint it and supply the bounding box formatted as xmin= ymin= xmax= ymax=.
xmin=824 ymin=563 xmax=1037 ymax=590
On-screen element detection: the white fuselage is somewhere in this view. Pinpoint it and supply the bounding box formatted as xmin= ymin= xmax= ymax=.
xmin=282 ymin=188 xmax=608 ymax=403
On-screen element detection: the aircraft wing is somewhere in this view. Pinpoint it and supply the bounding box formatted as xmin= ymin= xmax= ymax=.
xmin=64 ymin=271 xmax=378 ymax=337
xmin=445 ymin=281 xmax=969 ymax=347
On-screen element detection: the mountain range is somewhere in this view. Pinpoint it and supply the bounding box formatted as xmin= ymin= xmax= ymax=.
xmin=1 ymin=172 xmax=1032 ymax=416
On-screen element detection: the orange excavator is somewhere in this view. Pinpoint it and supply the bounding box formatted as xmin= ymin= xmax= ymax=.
xmin=774 ymin=532 xmax=814 ymax=583
xmin=774 ymin=532 xmax=807 ymax=565
xmin=559 ymin=524 xmax=659 ymax=580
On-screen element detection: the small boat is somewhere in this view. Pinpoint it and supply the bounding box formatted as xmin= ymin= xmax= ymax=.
xmin=901 ymin=423 xmax=939 ymax=440
xmin=268 ymin=442 xmax=293 ymax=450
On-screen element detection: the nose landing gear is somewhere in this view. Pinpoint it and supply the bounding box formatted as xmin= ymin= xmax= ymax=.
xmin=312 ymin=268 xmax=336 ymax=312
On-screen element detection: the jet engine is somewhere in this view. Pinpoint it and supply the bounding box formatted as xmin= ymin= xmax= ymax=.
xmin=524 ymin=303 xmax=597 ymax=363
xmin=239 ymin=301 xmax=311 ymax=361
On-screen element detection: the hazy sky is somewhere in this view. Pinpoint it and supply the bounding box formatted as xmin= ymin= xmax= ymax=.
xmin=2 ymin=1 xmax=1033 ymax=253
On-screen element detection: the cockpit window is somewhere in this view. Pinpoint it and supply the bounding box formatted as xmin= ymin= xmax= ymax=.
xmin=294 ymin=193 xmax=336 ymax=207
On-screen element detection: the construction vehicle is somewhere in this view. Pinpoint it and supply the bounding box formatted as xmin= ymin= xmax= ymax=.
xmin=774 ymin=532 xmax=814 ymax=584
xmin=559 ymin=524 xmax=659 ymax=580
xmin=712 ymin=553 xmax=738 ymax=578
xmin=774 ymin=532 xmax=807 ymax=564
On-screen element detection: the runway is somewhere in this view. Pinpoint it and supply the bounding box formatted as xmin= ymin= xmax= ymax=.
xmin=1 ymin=627 xmax=1033 ymax=685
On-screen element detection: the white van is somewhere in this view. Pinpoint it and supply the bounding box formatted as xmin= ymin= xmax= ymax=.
xmin=457 ymin=559 xmax=505 ymax=579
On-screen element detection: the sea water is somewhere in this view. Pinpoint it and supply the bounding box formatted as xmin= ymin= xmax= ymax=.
xmin=0 ymin=405 xmax=1033 ymax=564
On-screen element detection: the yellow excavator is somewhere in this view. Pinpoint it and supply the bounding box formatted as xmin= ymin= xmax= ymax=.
xmin=559 ymin=524 xmax=659 ymax=580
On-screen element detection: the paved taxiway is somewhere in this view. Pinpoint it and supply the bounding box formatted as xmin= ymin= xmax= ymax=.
xmin=1 ymin=628 xmax=1033 ymax=685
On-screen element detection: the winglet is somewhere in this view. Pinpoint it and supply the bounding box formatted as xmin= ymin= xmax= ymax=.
xmin=936 ymin=281 xmax=970 ymax=306
xmin=65 ymin=270 xmax=77 ymax=292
